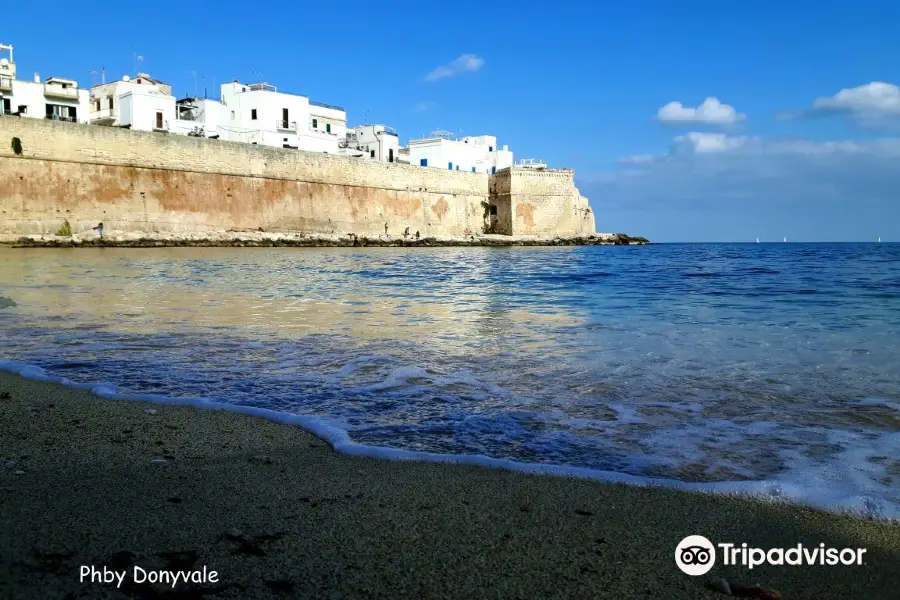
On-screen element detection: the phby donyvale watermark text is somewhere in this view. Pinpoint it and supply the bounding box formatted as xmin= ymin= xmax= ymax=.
xmin=675 ymin=535 xmax=867 ymax=576
xmin=79 ymin=565 xmax=219 ymax=589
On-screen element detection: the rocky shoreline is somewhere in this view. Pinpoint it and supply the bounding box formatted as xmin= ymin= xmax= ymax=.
xmin=1 ymin=231 xmax=650 ymax=248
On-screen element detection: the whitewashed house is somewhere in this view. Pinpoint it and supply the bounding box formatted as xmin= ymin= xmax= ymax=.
xmin=0 ymin=43 xmax=90 ymax=123
xmin=88 ymin=73 xmax=175 ymax=132
xmin=309 ymin=101 xmax=347 ymax=139
xmin=339 ymin=124 xmax=400 ymax=162
xmin=218 ymin=81 xmax=345 ymax=153
xmin=172 ymin=97 xmax=228 ymax=138
xmin=407 ymin=131 xmax=514 ymax=173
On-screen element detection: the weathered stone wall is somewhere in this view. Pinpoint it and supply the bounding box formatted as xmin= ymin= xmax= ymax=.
xmin=488 ymin=169 xmax=514 ymax=235
xmin=495 ymin=168 xmax=595 ymax=236
xmin=0 ymin=118 xmax=489 ymax=236
xmin=0 ymin=117 xmax=596 ymax=238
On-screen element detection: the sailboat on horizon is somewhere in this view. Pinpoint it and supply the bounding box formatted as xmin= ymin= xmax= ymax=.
xmin=784 ymin=237 xmax=788 ymax=243
xmin=755 ymin=236 xmax=760 ymax=243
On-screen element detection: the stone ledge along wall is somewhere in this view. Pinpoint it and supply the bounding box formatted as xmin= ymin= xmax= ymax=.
xmin=0 ymin=117 xmax=596 ymax=238
xmin=491 ymin=168 xmax=596 ymax=236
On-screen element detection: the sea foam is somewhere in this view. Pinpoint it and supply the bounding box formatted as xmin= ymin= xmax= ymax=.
xmin=2 ymin=359 xmax=897 ymax=523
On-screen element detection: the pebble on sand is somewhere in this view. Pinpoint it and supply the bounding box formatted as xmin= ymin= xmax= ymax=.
xmin=4 ymin=460 xmax=16 ymax=469
xmin=144 ymin=408 xmax=158 ymax=415
xmin=14 ymin=470 xmax=25 ymax=475
xmin=150 ymin=459 xmax=168 ymax=465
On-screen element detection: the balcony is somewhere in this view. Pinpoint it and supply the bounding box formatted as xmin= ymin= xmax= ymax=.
xmin=276 ymin=119 xmax=297 ymax=131
xmin=44 ymin=84 xmax=79 ymax=100
xmin=0 ymin=76 xmax=12 ymax=91
xmin=88 ymin=108 xmax=116 ymax=124
xmin=45 ymin=114 xmax=77 ymax=123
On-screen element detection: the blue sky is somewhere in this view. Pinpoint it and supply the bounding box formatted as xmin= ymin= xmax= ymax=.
xmin=8 ymin=0 xmax=900 ymax=241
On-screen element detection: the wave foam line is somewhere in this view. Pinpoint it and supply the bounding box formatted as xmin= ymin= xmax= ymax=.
xmin=1 ymin=360 xmax=896 ymax=523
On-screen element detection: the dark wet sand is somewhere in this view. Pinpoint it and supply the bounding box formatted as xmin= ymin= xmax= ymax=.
xmin=1 ymin=373 xmax=898 ymax=599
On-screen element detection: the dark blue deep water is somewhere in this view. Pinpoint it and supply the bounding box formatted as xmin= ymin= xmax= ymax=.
xmin=1 ymin=243 xmax=898 ymax=518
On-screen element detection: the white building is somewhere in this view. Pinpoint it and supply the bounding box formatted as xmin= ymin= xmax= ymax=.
xmin=88 ymin=73 xmax=175 ymax=132
xmin=172 ymin=97 xmax=227 ymax=138
xmin=407 ymin=131 xmax=514 ymax=174
xmin=218 ymin=81 xmax=346 ymax=153
xmin=339 ymin=124 xmax=400 ymax=162
xmin=0 ymin=43 xmax=90 ymax=123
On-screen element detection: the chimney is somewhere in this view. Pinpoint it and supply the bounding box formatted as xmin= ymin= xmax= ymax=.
xmin=34 ymin=72 xmax=40 ymax=83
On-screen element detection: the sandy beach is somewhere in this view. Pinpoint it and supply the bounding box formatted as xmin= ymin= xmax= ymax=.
xmin=1 ymin=372 xmax=898 ymax=600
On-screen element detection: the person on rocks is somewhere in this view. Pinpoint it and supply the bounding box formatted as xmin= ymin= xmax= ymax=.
xmin=404 ymin=227 xmax=410 ymax=239
xmin=92 ymin=222 xmax=104 ymax=239
xmin=415 ymin=231 xmax=420 ymax=240
xmin=384 ymin=223 xmax=388 ymax=236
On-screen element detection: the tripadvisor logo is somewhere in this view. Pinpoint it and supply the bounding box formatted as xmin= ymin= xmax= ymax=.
xmin=676 ymin=535 xmax=716 ymax=576
xmin=675 ymin=535 xmax=868 ymax=576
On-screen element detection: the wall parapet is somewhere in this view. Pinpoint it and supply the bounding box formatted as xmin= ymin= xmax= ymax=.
xmin=0 ymin=117 xmax=487 ymax=197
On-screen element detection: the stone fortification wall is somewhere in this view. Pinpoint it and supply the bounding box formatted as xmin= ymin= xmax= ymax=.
xmin=491 ymin=168 xmax=595 ymax=236
xmin=0 ymin=118 xmax=596 ymax=238
xmin=0 ymin=118 xmax=489 ymax=236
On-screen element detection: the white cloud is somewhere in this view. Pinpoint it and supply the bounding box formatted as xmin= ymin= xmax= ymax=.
xmin=673 ymin=132 xmax=753 ymax=153
xmin=413 ymin=101 xmax=435 ymax=113
xmin=619 ymin=133 xmax=754 ymax=164
xmin=657 ymin=97 xmax=746 ymax=125
xmin=620 ymin=133 xmax=895 ymax=164
xmin=808 ymin=82 xmax=900 ymax=122
xmin=425 ymin=54 xmax=485 ymax=82
xmin=617 ymin=153 xmax=658 ymax=165
xmin=586 ymin=135 xmax=900 ymax=242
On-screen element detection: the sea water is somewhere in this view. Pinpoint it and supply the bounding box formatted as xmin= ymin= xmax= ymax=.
xmin=0 ymin=243 xmax=898 ymax=519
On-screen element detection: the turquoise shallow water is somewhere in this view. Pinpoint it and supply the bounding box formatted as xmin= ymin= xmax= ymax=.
xmin=1 ymin=243 xmax=898 ymax=518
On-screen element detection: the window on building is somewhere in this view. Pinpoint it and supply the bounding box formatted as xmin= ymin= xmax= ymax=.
xmin=1 ymin=98 xmax=9 ymax=114
xmin=492 ymin=166 xmax=496 ymax=174
xmin=388 ymin=149 xmax=394 ymax=163
xmin=326 ymin=123 xmax=331 ymax=133
xmin=369 ymin=150 xmax=375 ymax=158
xmin=108 ymin=97 xmax=114 ymax=110
xmin=312 ymin=118 xmax=318 ymax=129
xmin=17 ymin=105 xmax=27 ymax=115
xmin=471 ymin=167 xmax=476 ymax=172
xmin=456 ymin=165 xmax=459 ymax=170
xmin=95 ymin=100 xmax=100 ymax=112
xmin=251 ymin=109 xmax=257 ymax=120
xmin=283 ymin=138 xmax=288 ymax=142
xmin=156 ymin=112 xmax=164 ymax=129
xmin=490 ymin=205 xmax=498 ymax=215
xmin=448 ymin=162 xmax=453 ymax=170
xmin=489 ymin=146 xmax=493 ymax=152
xmin=420 ymin=158 xmax=427 ymax=167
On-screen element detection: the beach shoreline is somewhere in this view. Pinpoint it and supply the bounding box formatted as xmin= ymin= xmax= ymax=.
xmin=0 ymin=231 xmax=650 ymax=248
xmin=1 ymin=372 xmax=898 ymax=599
